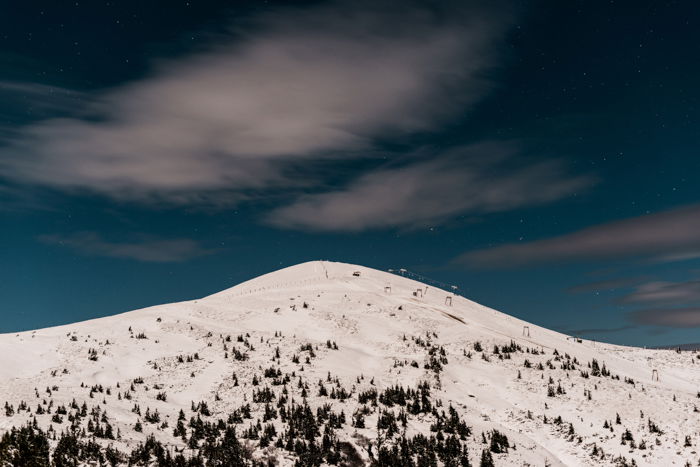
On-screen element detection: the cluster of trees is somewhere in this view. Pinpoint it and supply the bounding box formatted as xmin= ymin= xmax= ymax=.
xmin=20 ymin=328 xmax=674 ymax=466
xmin=1 ymin=377 xmax=485 ymax=467
xmin=0 ymin=331 xmax=530 ymax=466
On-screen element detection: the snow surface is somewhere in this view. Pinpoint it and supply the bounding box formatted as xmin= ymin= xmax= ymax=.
xmin=1 ymin=260 xmax=699 ymax=465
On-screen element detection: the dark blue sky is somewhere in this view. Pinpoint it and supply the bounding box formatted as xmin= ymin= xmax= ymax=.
xmin=1 ymin=0 xmax=699 ymax=347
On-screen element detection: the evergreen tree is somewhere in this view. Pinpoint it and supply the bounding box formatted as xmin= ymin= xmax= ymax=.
xmin=0 ymin=424 xmax=51 ymax=467
xmin=479 ymin=448 xmax=495 ymax=467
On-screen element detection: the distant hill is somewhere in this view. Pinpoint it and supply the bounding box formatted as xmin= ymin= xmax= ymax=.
xmin=655 ymin=342 xmax=700 ymax=351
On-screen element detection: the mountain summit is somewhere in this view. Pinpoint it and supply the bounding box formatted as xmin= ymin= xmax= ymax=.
xmin=1 ymin=261 xmax=698 ymax=466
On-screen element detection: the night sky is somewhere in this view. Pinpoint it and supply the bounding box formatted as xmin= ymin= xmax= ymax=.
xmin=1 ymin=0 xmax=699 ymax=347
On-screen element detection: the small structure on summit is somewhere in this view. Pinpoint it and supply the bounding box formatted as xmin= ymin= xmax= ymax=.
xmin=352 ymin=271 xmax=361 ymax=277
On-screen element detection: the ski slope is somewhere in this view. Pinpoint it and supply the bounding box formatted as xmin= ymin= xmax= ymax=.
xmin=1 ymin=261 xmax=698 ymax=466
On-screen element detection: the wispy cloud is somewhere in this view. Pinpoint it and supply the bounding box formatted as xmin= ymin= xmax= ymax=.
xmin=568 ymin=276 xmax=700 ymax=330
xmin=458 ymin=203 xmax=700 ymax=268
xmin=265 ymin=142 xmax=593 ymax=231
xmin=567 ymin=276 xmax=649 ymax=294
xmin=629 ymin=307 xmax=700 ymax=328
xmin=0 ymin=1 xmax=511 ymax=205
xmin=618 ymin=279 xmax=700 ymax=305
xmin=38 ymin=232 xmax=214 ymax=263
xmin=0 ymin=81 xmax=84 ymax=110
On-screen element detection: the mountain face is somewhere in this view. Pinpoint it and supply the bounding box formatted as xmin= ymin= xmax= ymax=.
xmin=1 ymin=261 xmax=698 ymax=466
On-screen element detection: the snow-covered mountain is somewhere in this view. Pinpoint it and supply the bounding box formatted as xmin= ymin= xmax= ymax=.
xmin=1 ymin=261 xmax=698 ymax=466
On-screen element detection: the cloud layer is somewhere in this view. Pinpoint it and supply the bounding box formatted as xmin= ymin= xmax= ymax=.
xmin=266 ymin=142 xmax=592 ymax=231
xmin=629 ymin=307 xmax=700 ymax=328
xmin=0 ymin=1 xmax=508 ymax=205
xmin=567 ymin=276 xmax=649 ymax=294
xmin=38 ymin=232 xmax=213 ymax=263
xmin=459 ymin=203 xmax=700 ymax=268
xmin=619 ymin=279 xmax=700 ymax=305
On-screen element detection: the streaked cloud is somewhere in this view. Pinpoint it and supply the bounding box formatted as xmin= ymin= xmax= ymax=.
xmin=38 ymin=232 xmax=214 ymax=263
xmin=618 ymin=279 xmax=700 ymax=305
xmin=265 ymin=142 xmax=592 ymax=231
xmin=0 ymin=81 xmax=85 ymax=118
xmin=567 ymin=276 xmax=649 ymax=294
xmin=458 ymin=203 xmax=700 ymax=268
xmin=629 ymin=307 xmax=700 ymax=328
xmin=0 ymin=1 xmax=510 ymax=205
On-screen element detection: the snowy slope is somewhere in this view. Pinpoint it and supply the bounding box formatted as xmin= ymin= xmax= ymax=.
xmin=1 ymin=261 xmax=699 ymax=466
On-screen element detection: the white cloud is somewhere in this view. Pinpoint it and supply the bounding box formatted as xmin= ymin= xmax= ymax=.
xmin=265 ymin=142 xmax=593 ymax=231
xmin=0 ymin=81 xmax=85 ymax=116
xmin=0 ymin=1 xmax=509 ymax=205
xmin=38 ymin=232 xmax=214 ymax=262
xmin=629 ymin=307 xmax=700 ymax=328
xmin=459 ymin=203 xmax=700 ymax=268
xmin=619 ymin=279 xmax=700 ymax=305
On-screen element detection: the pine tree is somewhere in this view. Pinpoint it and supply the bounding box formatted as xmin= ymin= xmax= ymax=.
xmin=479 ymin=448 xmax=495 ymax=467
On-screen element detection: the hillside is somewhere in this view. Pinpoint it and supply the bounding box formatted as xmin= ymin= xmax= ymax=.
xmin=1 ymin=261 xmax=699 ymax=466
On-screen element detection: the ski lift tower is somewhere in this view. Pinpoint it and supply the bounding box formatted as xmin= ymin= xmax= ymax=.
xmin=445 ymin=285 xmax=458 ymax=306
